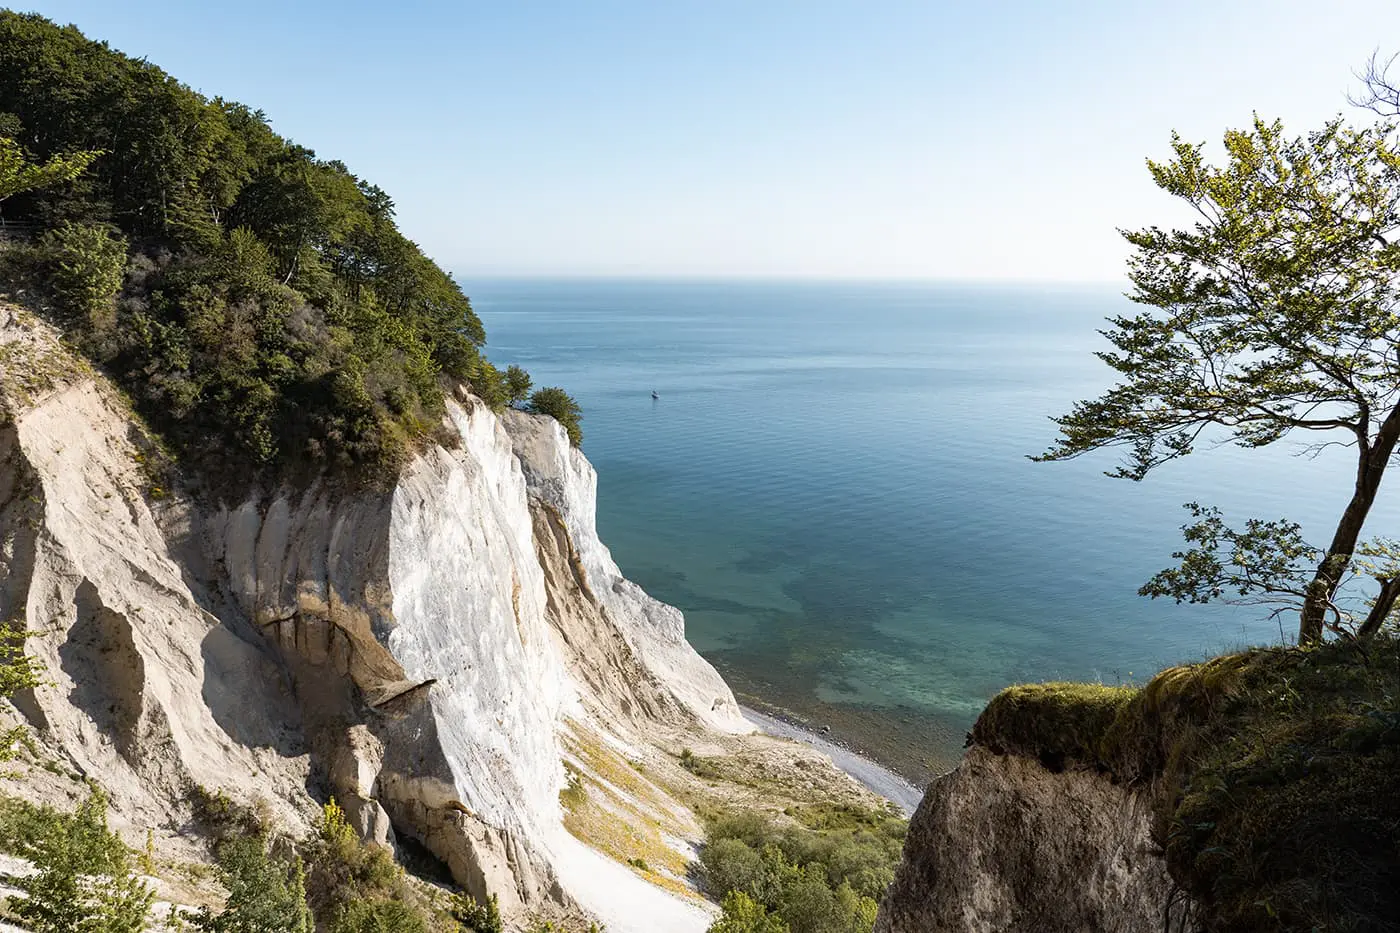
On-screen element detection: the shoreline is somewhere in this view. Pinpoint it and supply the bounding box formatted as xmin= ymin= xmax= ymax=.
xmin=741 ymin=706 xmax=925 ymax=816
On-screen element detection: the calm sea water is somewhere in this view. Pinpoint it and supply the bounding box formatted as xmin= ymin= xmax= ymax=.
xmin=472 ymin=279 xmax=1390 ymax=781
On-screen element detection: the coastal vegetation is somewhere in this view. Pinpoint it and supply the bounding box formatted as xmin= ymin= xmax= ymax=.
xmin=700 ymin=804 xmax=905 ymax=933
xmin=0 ymin=12 xmax=582 ymax=488
xmin=1036 ymin=104 xmax=1400 ymax=644
xmin=528 ymin=386 xmax=584 ymax=447
xmin=974 ymin=637 xmax=1400 ymax=931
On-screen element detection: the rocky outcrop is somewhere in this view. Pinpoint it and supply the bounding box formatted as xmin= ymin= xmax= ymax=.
xmin=875 ymin=746 xmax=1196 ymax=933
xmin=0 ymin=305 xmax=743 ymax=930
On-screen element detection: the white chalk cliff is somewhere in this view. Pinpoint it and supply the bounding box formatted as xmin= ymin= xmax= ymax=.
xmin=0 ymin=305 xmax=746 ymax=932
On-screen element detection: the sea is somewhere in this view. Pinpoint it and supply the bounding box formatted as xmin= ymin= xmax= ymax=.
xmin=471 ymin=278 xmax=1390 ymax=783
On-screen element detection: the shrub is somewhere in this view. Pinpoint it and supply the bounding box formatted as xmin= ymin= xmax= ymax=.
xmin=700 ymin=804 xmax=898 ymax=933
xmin=527 ymin=387 xmax=583 ymax=447
xmin=38 ymin=220 xmax=126 ymax=330
xmin=303 ymin=799 xmax=432 ymax=932
xmin=679 ymin=748 xmax=721 ymax=778
xmin=710 ymin=891 xmax=790 ymax=933
xmin=331 ymin=899 xmax=426 ymax=933
xmin=193 ymin=834 xmax=312 ymax=933
xmin=451 ymin=892 xmax=502 ymax=933
xmin=0 ymin=626 xmax=42 ymax=761
xmin=7 ymin=790 xmax=154 ymax=933
xmin=701 ymin=837 xmax=769 ymax=900
xmin=504 ymin=364 xmax=532 ymax=405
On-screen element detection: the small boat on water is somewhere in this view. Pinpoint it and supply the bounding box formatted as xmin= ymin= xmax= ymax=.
xmin=651 ymin=390 xmax=659 ymax=399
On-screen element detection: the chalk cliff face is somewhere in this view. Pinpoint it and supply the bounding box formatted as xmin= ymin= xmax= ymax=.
xmin=0 ymin=305 xmax=742 ymax=930
xmin=875 ymin=746 xmax=1196 ymax=933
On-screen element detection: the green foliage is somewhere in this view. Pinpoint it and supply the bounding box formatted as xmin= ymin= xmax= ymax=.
xmin=37 ymin=220 xmax=127 ymax=327
xmin=528 ymin=386 xmax=583 ymax=447
xmin=0 ymin=12 xmax=504 ymax=486
xmin=451 ymin=892 xmax=503 ymax=933
xmin=709 ymin=891 xmax=790 ymax=933
xmin=972 ymin=640 xmax=1400 ymax=932
xmin=0 ymin=625 xmax=41 ymax=699
xmin=504 ymin=364 xmax=533 ymax=405
xmin=678 ymin=747 xmax=720 ymax=779
xmin=0 ymin=794 xmax=51 ymax=853
xmin=1035 ymin=114 xmax=1400 ymax=643
xmin=188 ymin=785 xmax=263 ymax=843
xmin=699 ymin=804 xmax=901 ymax=933
xmin=303 ymin=799 xmax=431 ymax=932
xmin=969 ymin=681 xmax=1136 ymax=770
xmin=6 ymin=790 xmax=154 ymax=933
xmin=0 ymin=134 xmax=99 ymax=203
xmin=193 ymin=834 xmax=312 ymax=933
xmin=469 ymin=360 xmax=511 ymax=411
xmin=330 ymin=899 xmax=425 ymax=933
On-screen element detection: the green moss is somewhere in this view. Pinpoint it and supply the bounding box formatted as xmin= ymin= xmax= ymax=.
xmin=970 ymin=681 xmax=1136 ymax=770
xmin=971 ymin=639 xmax=1400 ymax=932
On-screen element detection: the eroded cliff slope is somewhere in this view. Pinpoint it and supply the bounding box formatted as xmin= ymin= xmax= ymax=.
xmin=0 ymin=303 xmax=769 ymax=931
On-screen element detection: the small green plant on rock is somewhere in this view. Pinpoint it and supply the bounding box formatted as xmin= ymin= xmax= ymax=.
xmin=451 ymin=892 xmax=502 ymax=933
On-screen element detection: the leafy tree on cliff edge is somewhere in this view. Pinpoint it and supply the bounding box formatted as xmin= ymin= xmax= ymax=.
xmin=1035 ymin=109 xmax=1400 ymax=644
xmin=528 ymin=386 xmax=583 ymax=447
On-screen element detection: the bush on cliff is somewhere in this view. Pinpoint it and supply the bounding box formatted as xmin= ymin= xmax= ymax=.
xmin=194 ymin=834 xmax=313 ymax=933
xmin=528 ymin=387 xmax=583 ymax=447
xmin=304 ymin=799 xmax=432 ymax=931
xmin=972 ymin=638 xmax=1400 ymax=932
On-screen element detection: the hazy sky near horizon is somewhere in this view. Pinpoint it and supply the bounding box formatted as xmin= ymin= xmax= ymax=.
xmin=20 ymin=1 xmax=1400 ymax=280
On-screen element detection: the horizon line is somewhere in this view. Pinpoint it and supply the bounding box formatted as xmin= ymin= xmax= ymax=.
xmin=451 ymin=271 xmax=1128 ymax=288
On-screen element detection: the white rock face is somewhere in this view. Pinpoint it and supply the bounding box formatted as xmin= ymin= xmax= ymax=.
xmin=0 ymin=308 xmax=738 ymax=930
xmin=503 ymin=410 xmax=746 ymax=734
xmin=0 ymin=309 xmax=313 ymax=839
xmin=386 ymin=401 xmax=574 ymax=842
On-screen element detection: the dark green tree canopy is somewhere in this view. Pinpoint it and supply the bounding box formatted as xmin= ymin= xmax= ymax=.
xmin=0 ymin=12 xmax=528 ymax=486
xmin=1038 ymin=115 xmax=1400 ymax=643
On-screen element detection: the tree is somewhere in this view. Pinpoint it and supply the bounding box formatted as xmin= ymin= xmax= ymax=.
xmin=0 ymin=135 xmax=100 ymax=209
xmin=9 ymin=791 xmax=154 ymax=933
xmin=528 ymin=387 xmax=583 ymax=447
xmin=504 ymin=364 xmax=533 ymax=405
xmin=1036 ymin=115 xmax=1400 ymax=644
xmin=1351 ymin=51 xmax=1400 ymax=117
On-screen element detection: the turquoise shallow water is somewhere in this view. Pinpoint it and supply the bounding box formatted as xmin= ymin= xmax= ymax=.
xmin=472 ymin=279 xmax=1393 ymax=781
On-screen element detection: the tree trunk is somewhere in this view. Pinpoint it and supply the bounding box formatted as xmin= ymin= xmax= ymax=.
xmin=1299 ymin=399 xmax=1400 ymax=643
xmin=1358 ymin=575 xmax=1400 ymax=639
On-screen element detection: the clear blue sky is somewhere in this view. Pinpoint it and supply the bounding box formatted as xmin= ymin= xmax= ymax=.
xmin=18 ymin=1 xmax=1400 ymax=280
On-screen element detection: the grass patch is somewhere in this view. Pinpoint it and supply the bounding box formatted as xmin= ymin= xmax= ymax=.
xmin=971 ymin=638 xmax=1400 ymax=932
xmin=558 ymin=726 xmax=701 ymax=901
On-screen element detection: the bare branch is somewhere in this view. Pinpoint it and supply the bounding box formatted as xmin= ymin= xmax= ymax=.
xmin=1350 ymin=49 xmax=1400 ymax=117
